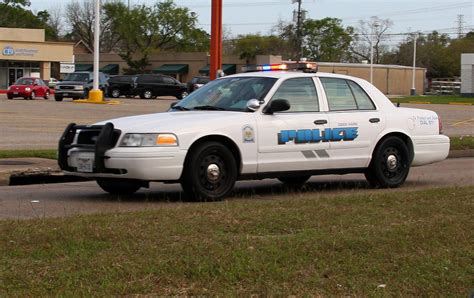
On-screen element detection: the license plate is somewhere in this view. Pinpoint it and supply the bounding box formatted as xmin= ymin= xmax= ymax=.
xmin=63 ymin=93 xmax=69 ymax=97
xmin=76 ymin=153 xmax=94 ymax=173
xmin=13 ymin=92 xmax=18 ymax=95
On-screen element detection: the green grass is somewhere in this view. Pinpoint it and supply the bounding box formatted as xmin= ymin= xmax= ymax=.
xmin=450 ymin=136 xmax=474 ymax=150
xmin=1 ymin=186 xmax=473 ymax=296
xmin=391 ymin=95 xmax=474 ymax=105
xmin=0 ymin=149 xmax=57 ymax=159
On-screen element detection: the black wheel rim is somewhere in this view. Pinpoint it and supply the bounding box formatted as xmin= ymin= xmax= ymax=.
xmin=380 ymin=147 xmax=404 ymax=180
xmin=198 ymin=153 xmax=228 ymax=193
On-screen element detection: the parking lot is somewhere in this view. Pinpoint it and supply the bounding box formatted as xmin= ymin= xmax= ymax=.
xmin=0 ymin=94 xmax=472 ymax=150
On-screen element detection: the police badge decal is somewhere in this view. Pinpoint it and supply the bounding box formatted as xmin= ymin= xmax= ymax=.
xmin=242 ymin=125 xmax=255 ymax=143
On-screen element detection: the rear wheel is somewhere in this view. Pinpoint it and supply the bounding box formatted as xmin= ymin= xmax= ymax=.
xmin=181 ymin=142 xmax=237 ymax=202
xmin=365 ymin=136 xmax=410 ymax=188
xmin=278 ymin=175 xmax=311 ymax=185
xmin=141 ymin=89 xmax=153 ymax=99
xmin=176 ymin=91 xmax=188 ymax=100
xmin=96 ymin=178 xmax=142 ymax=195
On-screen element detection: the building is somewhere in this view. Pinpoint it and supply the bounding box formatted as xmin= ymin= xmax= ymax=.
xmin=461 ymin=53 xmax=474 ymax=97
xmin=0 ymin=27 xmax=74 ymax=89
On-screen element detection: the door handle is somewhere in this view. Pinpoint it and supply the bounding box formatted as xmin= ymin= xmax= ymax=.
xmin=369 ymin=118 xmax=380 ymax=123
xmin=314 ymin=119 xmax=328 ymax=125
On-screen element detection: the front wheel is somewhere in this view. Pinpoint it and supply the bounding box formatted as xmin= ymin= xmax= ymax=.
xmin=54 ymin=95 xmax=63 ymax=102
xmin=181 ymin=142 xmax=237 ymax=202
xmin=365 ymin=136 xmax=411 ymax=188
xmin=96 ymin=178 xmax=142 ymax=195
xmin=110 ymin=88 xmax=120 ymax=98
xmin=176 ymin=91 xmax=188 ymax=100
xmin=141 ymin=89 xmax=153 ymax=99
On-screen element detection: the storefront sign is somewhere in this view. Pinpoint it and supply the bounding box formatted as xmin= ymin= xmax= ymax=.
xmin=2 ymin=45 xmax=38 ymax=57
xmin=2 ymin=45 xmax=14 ymax=56
xmin=60 ymin=63 xmax=75 ymax=73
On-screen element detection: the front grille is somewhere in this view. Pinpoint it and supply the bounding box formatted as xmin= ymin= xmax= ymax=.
xmin=76 ymin=129 xmax=121 ymax=147
xmin=60 ymin=85 xmax=75 ymax=90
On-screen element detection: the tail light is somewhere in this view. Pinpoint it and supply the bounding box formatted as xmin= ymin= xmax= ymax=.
xmin=438 ymin=115 xmax=443 ymax=134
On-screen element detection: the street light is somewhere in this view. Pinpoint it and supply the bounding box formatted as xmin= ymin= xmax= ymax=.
xmin=369 ymin=20 xmax=379 ymax=84
xmin=411 ymin=33 xmax=418 ymax=96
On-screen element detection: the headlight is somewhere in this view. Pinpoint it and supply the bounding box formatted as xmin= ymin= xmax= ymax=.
xmin=74 ymin=85 xmax=84 ymax=90
xmin=25 ymin=87 xmax=31 ymax=91
xmin=120 ymin=133 xmax=178 ymax=147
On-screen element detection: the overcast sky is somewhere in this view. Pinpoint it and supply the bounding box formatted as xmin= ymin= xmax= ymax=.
xmin=31 ymin=0 xmax=474 ymax=44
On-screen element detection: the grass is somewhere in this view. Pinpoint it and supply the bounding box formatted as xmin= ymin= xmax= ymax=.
xmin=0 ymin=149 xmax=57 ymax=160
xmin=1 ymin=186 xmax=473 ymax=296
xmin=391 ymin=95 xmax=474 ymax=105
xmin=450 ymin=136 xmax=474 ymax=150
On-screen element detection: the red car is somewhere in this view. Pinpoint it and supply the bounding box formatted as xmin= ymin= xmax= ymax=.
xmin=7 ymin=77 xmax=50 ymax=100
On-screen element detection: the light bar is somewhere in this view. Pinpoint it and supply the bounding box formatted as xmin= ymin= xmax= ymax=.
xmin=242 ymin=62 xmax=317 ymax=73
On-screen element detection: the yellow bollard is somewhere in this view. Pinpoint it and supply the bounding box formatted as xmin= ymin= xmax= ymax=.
xmin=74 ymin=89 xmax=120 ymax=105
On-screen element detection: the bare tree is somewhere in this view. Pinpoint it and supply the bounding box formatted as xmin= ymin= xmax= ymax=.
xmin=46 ymin=6 xmax=63 ymax=39
xmin=350 ymin=16 xmax=393 ymax=63
xmin=65 ymin=0 xmax=120 ymax=53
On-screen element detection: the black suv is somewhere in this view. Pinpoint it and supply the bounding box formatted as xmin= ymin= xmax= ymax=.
xmin=134 ymin=74 xmax=188 ymax=99
xmin=108 ymin=75 xmax=137 ymax=98
xmin=187 ymin=76 xmax=210 ymax=93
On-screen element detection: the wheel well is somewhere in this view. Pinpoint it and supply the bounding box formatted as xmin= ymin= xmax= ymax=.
xmin=373 ymin=132 xmax=414 ymax=163
xmin=185 ymin=135 xmax=242 ymax=174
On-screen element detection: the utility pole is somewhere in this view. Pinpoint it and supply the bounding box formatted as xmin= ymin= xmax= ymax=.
xmin=369 ymin=20 xmax=379 ymax=84
xmin=411 ymin=33 xmax=418 ymax=96
xmin=456 ymin=14 xmax=465 ymax=38
xmin=292 ymin=0 xmax=304 ymax=61
xmin=210 ymin=0 xmax=222 ymax=80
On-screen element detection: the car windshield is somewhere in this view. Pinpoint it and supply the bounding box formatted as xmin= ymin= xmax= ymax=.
xmin=15 ymin=78 xmax=34 ymax=85
xmin=64 ymin=73 xmax=90 ymax=82
xmin=175 ymin=77 xmax=277 ymax=112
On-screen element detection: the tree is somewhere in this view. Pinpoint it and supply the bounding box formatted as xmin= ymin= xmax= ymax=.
xmin=302 ymin=18 xmax=353 ymax=62
xmin=65 ymin=0 xmax=120 ymax=53
xmin=0 ymin=0 xmax=56 ymax=39
xmin=350 ymin=16 xmax=393 ymax=63
xmin=230 ymin=34 xmax=287 ymax=64
xmin=103 ymin=0 xmax=203 ymax=74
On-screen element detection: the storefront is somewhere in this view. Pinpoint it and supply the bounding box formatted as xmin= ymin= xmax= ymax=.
xmin=0 ymin=27 xmax=73 ymax=90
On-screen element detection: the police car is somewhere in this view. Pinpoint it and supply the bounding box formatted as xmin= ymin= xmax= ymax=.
xmin=58 ymin=63 xmax=450 ymax=201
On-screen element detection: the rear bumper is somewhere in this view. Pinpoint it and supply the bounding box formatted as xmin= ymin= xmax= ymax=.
xmin=411 ymin=135 xmax=450 ymax=166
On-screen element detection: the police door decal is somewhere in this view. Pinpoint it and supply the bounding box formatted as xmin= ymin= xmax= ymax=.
xmin=278 ymin=127 xmax=358 ymax=145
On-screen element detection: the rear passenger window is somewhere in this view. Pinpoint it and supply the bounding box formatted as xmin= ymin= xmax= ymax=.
xmin=320 ymin=77 xmax=375 ymax=111
xmin=271 ymin=77 xmax=319 ymax=112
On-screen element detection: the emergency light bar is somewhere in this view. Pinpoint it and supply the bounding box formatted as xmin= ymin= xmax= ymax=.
xmin=242 ymin=62 xmax=318 ymax=73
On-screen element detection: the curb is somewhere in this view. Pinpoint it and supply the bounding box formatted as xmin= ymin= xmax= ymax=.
xmin=1 ymin=149 xmax=473 ymax=187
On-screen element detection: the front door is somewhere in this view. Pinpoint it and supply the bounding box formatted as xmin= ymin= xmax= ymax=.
xmin=257 ymin=77 xmax=332 ymax=173
xmin=8 ymin=68 xmax=23 ymax=86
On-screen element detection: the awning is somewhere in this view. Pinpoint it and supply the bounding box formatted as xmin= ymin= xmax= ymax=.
xmin=198 ymin=64 xmax=237 ymax=75
xmin=100 ymin=64 xmax=119 ymax=75
xmin=75 ymin=64 xmax=93 ymax=71
xmin=153 ymin=64 xmax=189 ymax=74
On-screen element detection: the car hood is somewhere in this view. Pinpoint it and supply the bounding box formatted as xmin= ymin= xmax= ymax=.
xmin=95 ymin=111 xmax=255 ymax=134
xmin=57 ymin=81 xmax=87 ymax=86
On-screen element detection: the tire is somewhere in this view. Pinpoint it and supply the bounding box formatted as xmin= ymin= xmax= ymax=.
xmin=365 ymin=136 xmax=411 ymax=188
xmin=181 ymin=142 xmax=237 ymax=202
xmin=278 ymin=175 xmax=311 ymax=185
xmin=141 ymin=89 xmax=153 ymax=99
xmin=82 ymin=89 xmax=89 ymax=99
xmin=96 ymin=178 xmax=142 ymax=195
xmin=44 ymin=90 xmax=50 ymax=100
xmin=54 ymin=95 xmax=63 ymax=102
xmin=7 ymin=94 xmax=13 ymax=99
xmin=110 ymin=88 xmax=120 ymax=98
xmin=176 ymin=91 xmax=188 ymax=100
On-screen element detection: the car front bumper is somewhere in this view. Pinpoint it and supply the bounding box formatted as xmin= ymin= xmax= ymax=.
xmin=7 ymin=90 xmax=31 ymax=97
xmin=55 ymin=90 xmax=85 ymax=98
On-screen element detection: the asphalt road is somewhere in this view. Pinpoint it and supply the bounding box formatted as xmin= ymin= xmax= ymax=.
xmin=0 ymin=157 xmax=472 ymax=220
xmin=0 ymin=95 xmax=472 ymax=149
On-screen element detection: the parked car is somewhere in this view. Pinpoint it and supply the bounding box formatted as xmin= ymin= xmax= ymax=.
xmin=187 ymin=76 xmax=210 ymax=93
xmin=107 ymin=75 xmax=137 ymax=98
xmin=54 ymin=71 xmax=109 ymax=101
xmin=58 ymin=62 xmax=450 ymax=201
xmin=7 ymin=77 xmax=50 ymax=100
xmin=133 ymin=74 xmax=188 ymax=99
xmin=47 ymin=77 xmax=59 ymax=88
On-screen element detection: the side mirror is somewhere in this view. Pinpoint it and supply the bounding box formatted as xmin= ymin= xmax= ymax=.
xmin=264 ymin=99 xmax=290 ymax=114
xmin=246 ymin=99 xmax=260 ymax=112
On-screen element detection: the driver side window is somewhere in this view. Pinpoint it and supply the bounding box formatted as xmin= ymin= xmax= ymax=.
xmin=271 ymin=77 xmax=319 ymax=112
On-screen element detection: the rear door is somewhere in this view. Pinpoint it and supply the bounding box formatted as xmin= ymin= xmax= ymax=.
xmin=318 ymin=77 xmax=386 ymax=169
xmin=257 ymin=76 xmax=332 ymax=172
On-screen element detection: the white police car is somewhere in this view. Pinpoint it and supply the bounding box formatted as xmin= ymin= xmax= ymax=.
xmin=58 ymin=63 xmax=450 ymax=201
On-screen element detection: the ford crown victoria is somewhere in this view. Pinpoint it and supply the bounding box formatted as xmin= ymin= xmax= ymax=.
xmin=58 ymin=64 xmax=450 ymax=201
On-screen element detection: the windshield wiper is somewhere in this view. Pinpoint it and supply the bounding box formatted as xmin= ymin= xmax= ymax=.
xmin=171 ymin=105 xmax=189 ymax=111
xmin=193 ymin=105 xmax=227 ymax=111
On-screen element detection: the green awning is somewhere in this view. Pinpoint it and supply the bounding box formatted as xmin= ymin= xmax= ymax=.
xmin=198 ymin=64 xmax=237 ymax=75
xmin=153 ymin=64 xmax=189 ymax=74
xmin=100 ymin=64 xmax=119 ymax=75
xmin=75 ymin=64 xmax=93 ymax=71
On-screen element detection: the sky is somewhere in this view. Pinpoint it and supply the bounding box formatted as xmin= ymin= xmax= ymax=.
xmin=30 ymin=0 xmax=474 ymax=45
